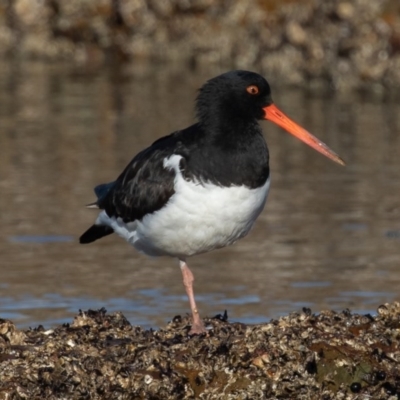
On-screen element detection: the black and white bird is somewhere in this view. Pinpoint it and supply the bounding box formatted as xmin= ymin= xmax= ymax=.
xmin=80 ymin=71 xmax=344 ymax=334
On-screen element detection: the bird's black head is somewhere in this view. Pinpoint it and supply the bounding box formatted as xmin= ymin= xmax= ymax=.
xmin=195 ymin=70 xmax=345 ymax=166
xmin=196 ymin=70 xmax=273 ymax=127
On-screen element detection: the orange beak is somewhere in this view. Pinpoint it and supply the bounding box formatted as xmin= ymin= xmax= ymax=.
xmin=263 ymin=104 xmax=345 ymax=166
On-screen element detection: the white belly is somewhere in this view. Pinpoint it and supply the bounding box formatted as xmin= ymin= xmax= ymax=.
xmin=97 ymin=155 xmax=270 ymax=258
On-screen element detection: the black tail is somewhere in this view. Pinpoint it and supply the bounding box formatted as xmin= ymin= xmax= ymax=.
xmin=79 ymin=225 xmax=114 ymax=244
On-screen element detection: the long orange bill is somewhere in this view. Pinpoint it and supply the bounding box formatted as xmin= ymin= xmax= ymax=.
xmin=263 ymin=103 xmax=345 ymax=166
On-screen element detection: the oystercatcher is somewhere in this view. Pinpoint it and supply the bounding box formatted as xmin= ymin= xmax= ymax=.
xmin=80 ymin=71 xmax=344 ymax=334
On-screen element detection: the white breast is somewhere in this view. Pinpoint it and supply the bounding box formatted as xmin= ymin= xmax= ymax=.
xmin=98 ymin=155 xmax=270 ymax=258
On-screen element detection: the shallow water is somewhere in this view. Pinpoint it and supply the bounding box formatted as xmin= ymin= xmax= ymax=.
xmin=0 ymin=61 xmax=399 ymax=329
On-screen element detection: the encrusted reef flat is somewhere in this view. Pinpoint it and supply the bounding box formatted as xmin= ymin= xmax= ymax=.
xmin=0 ymin=0 xmax=400 ymax=90
xmin=1 ymin=304 xmax=400 ymax=399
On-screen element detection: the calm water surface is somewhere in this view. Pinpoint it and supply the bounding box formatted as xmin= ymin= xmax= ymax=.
xmin=0 ymin=61 xmax=399 ymax=329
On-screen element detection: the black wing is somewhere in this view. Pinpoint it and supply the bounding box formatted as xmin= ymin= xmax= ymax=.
xmin=96 ymin=128 xmax=192 ymax=223
xmin=79 ymin=125 xmax=199 ymax=244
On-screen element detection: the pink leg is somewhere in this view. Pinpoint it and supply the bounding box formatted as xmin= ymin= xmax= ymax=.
xmin=179 ymin=259 xmax=206 ymax=335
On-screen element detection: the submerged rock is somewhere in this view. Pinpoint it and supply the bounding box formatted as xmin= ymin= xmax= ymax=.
xmin=1 ymin=304 xmax=400 ymax=398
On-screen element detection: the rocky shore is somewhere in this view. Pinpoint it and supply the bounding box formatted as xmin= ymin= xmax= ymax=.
xmin=0 ymin=0 xmax=399 ymax=91
xmin=1 ymin=303 xmax=400 ymax=399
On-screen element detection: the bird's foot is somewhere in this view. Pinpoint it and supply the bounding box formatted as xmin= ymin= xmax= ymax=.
xmin=189 ymin=319 xmax=207 ymax=335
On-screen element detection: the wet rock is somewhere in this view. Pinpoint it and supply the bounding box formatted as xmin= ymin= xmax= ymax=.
xmin=1 ymin=304 xmax=400 ymax=398
xmin=286 ymin=21 xmax=308 ymax=46
xmin=336 ymin=2 xmax=355 ymax=20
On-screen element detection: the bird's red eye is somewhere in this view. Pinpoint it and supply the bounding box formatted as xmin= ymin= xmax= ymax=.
xmin=246 ymin=85 xmax=259 ymax=95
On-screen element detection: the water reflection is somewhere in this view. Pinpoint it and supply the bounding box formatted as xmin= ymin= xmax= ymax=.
xmin=0 ymin=61 xmax=399 ymax=329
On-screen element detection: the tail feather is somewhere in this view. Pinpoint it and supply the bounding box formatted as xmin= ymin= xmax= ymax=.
xmin=94 ymin=182 xmax=115 ymax=202
xmin=85 ymin=202 xmax=99 ymax=209
xmin=79 ymin=225 xmax=114 ymax=244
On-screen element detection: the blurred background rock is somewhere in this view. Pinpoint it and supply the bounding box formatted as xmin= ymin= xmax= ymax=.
xmin=0 ymin=0 xmax=399 ymax=92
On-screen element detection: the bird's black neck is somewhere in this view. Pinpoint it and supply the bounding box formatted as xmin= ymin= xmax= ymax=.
xmin=181 ymin=119 xmax=270 ymax=189
xmin=198 ymin=97 xmax=257 ymax=137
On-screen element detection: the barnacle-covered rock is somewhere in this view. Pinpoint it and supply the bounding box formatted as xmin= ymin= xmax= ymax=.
xmin=0 ymin=0 xmax=399 ymax=90
xmin=1 ymin=303 xmax=400 ymax=398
